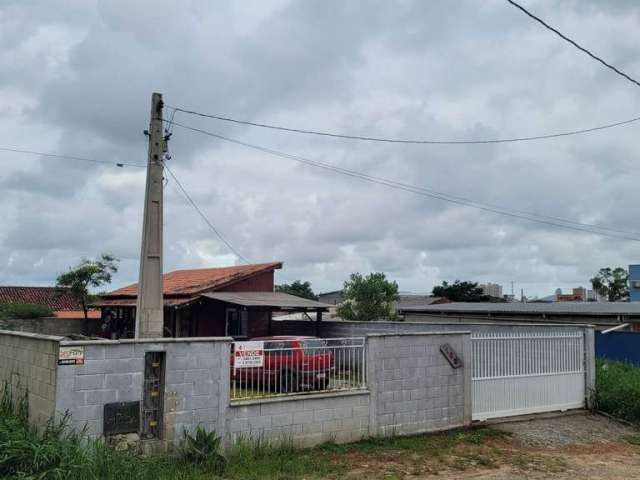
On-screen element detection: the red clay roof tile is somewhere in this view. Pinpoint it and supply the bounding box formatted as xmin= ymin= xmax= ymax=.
xmin=0 ymin=286 xmax=83 ymax=311
xmin=106 ymin=262 xmax=282 ymax=297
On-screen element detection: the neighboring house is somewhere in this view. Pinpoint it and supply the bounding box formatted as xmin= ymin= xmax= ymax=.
xmin=0 ymin=286 xmax=99 ymax=320
xmin=318 ymin=290 xmax=345 ymax=305
xmin=95 ymin=262 xmax=330 ymax=339
xmin=399 ymin=302 xmax=640 ymax=330
xmin=396 ymin=295 xmax=450 ymax=310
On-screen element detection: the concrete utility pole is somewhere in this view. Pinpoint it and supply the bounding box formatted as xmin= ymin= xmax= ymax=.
xmin=135 ymin=92 xmax=166 ymax=338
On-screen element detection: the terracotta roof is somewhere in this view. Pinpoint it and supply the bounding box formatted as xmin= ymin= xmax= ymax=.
xmin=107 ymin=262 xmax=282 ymax=297
xmin=0 ymin=286 xmax=83 ymax=311
xmin=92 ymin=297 xmax=195 ymax=308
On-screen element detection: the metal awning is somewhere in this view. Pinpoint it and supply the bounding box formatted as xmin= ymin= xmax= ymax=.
xmin=200 ymin=291 xmax=331 ymax=310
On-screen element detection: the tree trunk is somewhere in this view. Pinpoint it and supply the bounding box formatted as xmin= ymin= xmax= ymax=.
xmin=81 ymin=298 xmax=89 ymax=336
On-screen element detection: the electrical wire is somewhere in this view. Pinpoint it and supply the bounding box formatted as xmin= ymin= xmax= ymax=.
xmin=1 ymin=143 xmax=248 ymax=262
xmin=162 ymin=161 xmax=250 ymax=263
xmin=506 ymin=0 xmax=640 ymax=89
xmin=166 ymin=106 xmax=640 ymax=145
xmin=0 ymin=146 xmax=146 ymax=168
xmin=167 ymin=120 xmax=640 ymax=243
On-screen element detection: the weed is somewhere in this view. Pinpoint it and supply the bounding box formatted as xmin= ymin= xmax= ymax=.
xmin=179 ymin=426 xmax=225 ymax=473
xmin=595 ymin=359 xmax=640 ymax=424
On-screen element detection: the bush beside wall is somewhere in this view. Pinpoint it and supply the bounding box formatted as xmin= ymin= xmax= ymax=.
xmin=595 ymin=359 xmax=640 ymax=424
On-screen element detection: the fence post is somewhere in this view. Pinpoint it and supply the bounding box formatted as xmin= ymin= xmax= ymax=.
xmin=584 ymin=326 xmax=596 ymax=409
xmin=462 ymin=333 xmax=473 ymax=426
xmin=366 ymin=335 xmax=383 ymax=437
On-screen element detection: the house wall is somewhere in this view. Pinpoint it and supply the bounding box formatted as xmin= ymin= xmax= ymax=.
xmin=227 ymin=392 xmax=370 ymax=446
xmin=0 ymin=317 xmax=85 ymax=336
xmin=225 ymin=331 xmax=470 ymax=446
xmin=49 ymin=331 xmax=471 ymax=450
xmin=54 ymin=338 xmax=230 ymax=444
xmin=367 ymin=332 xmax=471 ymax=436
xmin=0 ymin=330 xmax=60 ymax=427
xmin=219 ymin=271 xmax=275 ymax=293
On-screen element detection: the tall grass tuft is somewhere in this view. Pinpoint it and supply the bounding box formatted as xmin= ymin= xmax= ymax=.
xmin=0 ymin=380 xmax=219 ymax=479
xmin=595 ymin=359 xmax=640 ymax=424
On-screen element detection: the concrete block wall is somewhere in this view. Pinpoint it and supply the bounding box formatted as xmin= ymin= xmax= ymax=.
xmin=0 ymin=330 xmax=61 ymax=427
xmin=55 ymin=337 xmax=230 ymax=443
xmin=0 ymin=317 xmax=86 ymax=337
xmin=367 ymin=332 xmax=472 ymax=436
xmin=227 ymin=391 xmax=370 ymax=447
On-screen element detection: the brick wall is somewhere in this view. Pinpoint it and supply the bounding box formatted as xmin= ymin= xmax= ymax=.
xmin=227 ymin=392 xmax=370 ymax=447
xmin=367 ymin=332 xmax=471 ymax=436
xmin=55 ymin=338 xmax=230 ymax=443
xmin=0 ymin=330 xmax=61 ymax=427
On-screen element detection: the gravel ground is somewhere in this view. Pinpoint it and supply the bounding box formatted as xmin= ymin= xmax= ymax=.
xmin=493 ymin=411 xmax=636 ymax=448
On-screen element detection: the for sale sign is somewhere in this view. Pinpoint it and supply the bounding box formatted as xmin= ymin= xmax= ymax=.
xmin=234 ymin=341 xmax=264 ymax=368
xmin=58 ymin=346 xmax=85 ymax=365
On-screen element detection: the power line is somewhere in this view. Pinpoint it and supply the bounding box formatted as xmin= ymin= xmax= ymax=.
xmin=1 ymin=144 xmax=248 ymax=262
xmin=0 ymin=146 xmax=146 ymax=168
xmin=506 ymin=0 xmax=640 ymax=89
xmin=166 ymin=106 xmax=640 ymax=145
xmin=167 ymin=120 xmax=640 ymax=243
xmin=162 ymin=161 xmax=250 ymax=263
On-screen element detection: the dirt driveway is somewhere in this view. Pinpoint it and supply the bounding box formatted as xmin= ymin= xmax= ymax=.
xmin=464 ymin=413 xmax=640 ymax=480
xmin=324 ymin=412 xmax=640 ymax=480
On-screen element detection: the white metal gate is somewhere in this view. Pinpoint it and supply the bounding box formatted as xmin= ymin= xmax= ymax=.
xmin=472 ymin=330 xmax=585 ymax=420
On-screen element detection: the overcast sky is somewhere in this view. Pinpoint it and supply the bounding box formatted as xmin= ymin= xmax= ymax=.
xmin=1 ymin=0 xmax=639 ymax=298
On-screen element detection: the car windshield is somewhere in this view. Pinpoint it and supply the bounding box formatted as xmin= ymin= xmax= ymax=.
xmin=301 ymin=339 xmax=327 ymax=355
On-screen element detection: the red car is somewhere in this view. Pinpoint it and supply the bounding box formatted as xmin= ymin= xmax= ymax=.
xmin=231 ymin=336 xmax=334 ymax=393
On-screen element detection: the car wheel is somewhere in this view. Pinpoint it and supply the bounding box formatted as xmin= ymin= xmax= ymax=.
xmin=280 ymin=370 xmax=299 ymax=393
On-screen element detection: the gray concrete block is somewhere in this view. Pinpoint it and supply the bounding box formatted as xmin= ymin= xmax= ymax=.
xmin=293 ymin=410 xmax=314 ymax=425
xmin=271 ymin=413 xmax=293 ymax=427
xmin=105 ymin=373 xmax=132 ymax=389
xmin=85 ymin=389 xmax=117 ymax=405
xmin=75 ymin=374 xmax=105 ymax=391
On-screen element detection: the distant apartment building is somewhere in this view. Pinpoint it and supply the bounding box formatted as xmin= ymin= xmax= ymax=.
xmin=479 ymin=282 xmax=503 ymax=299
xmin=555 ymin=286 xmax=593 ymax=302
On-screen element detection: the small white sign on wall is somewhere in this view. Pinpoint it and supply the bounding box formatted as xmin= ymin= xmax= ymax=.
xmin=58 ymin=346 xmax=85 ymax=365
xmin=234 ymin=341 xmax=264 ymax=368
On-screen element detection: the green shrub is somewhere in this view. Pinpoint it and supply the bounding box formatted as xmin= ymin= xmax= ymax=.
xmin=179 ymin=426 xmax=225 ymax=473
xmin=0 ymin=302 xmax=54 ymax=319
xmin=595 ymin=359 xmax=640 ymax=424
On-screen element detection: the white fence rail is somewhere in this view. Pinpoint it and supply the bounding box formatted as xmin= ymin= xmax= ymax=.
xmin=472 ymin=330 xmax=585 ymax=420
xmin=231 ymin=337 xmax=366 ymax=401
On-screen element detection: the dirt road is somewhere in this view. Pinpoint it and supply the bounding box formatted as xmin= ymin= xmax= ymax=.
xmin=329 ymin=413 xmax=640 ymax=479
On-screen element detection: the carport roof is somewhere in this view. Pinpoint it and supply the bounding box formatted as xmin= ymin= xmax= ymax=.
xmin=200 ymin=292 xmax=330 ymax=310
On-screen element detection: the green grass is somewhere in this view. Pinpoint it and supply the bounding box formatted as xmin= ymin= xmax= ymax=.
xmin=223 ymin=437 xmax=343 ymax=479
xmin=0 ymin=378 xmax=528 ymax=480
xmin=319 ymin=426 xmax=508 ymax=455
xmin=595 ymin=359 xmax=640 ymax=424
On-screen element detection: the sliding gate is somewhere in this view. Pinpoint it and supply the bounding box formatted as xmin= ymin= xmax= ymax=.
xmin=472 ymin=330 xmax=585 ymax=420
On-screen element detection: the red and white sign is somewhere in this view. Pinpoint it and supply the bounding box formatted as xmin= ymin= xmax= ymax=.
xmin=58 ymin=346 xmax=85 ymax=365
xmin=234 ymin=341 xmax=264 ymax=368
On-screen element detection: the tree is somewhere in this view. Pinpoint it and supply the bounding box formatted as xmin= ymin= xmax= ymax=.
xmin=336 ymin=272 xmax=399 ymax=321
xmin=590 ymin=267 xmax=629 ymax=302
xmin=432 ymin=280 xmax=490 ymax=302
xmin=275 ymin=280 xmax=318 ymax=300
xmin=56 ymin=253 xmax=119 ymax=335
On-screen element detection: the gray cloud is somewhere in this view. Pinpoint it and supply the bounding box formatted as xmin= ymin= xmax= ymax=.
xmin=0 ymin=0 xmax=639 ymax=299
